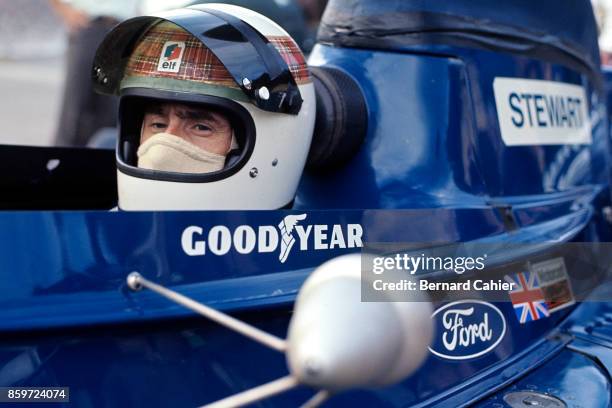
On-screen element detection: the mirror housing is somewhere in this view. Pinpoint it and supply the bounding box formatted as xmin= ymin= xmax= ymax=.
xmin=286 ymin=254 xmax=433 ymax=391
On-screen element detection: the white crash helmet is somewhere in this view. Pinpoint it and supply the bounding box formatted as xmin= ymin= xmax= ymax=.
xmin=92 ymin=4 xmax=315 ymax=210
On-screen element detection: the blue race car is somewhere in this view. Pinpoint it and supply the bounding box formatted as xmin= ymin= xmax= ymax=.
xmin=0 ymin=1 xmax=611 ymax=407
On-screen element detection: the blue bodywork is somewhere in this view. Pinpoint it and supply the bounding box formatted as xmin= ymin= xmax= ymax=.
xmin=1 ymin=0 xmax=612 ymax=406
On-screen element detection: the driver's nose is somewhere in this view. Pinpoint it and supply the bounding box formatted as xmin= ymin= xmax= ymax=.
xmin=165 ymin=116 xmax=183 ymax=137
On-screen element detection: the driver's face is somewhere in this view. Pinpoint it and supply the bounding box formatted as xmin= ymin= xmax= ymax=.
xmin=140 ymin=102 xmax=232 ymax=154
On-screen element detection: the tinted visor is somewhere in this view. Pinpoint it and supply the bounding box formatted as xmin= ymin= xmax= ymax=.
xmin=92 ymin=7 xmax=302 ymax=114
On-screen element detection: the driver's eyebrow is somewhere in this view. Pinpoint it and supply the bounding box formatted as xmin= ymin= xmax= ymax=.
xmin=144 ymin=104 xmax=166 ymax=116
xmin=176 ymin=109 xmax=218 ymax=123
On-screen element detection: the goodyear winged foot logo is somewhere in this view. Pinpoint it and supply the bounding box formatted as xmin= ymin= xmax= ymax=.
xmin=278 ymin=213 xmax=307 ymax=263
xmin=181 ymin=214 xmax=363 ymax=263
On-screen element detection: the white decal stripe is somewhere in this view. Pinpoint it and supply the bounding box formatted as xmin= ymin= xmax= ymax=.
xmin=493 ymin=77 xmax=591 ymax=146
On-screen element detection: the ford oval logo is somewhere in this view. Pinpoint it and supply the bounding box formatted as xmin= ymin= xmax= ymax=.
xmin=429 ymin=300 xmax=506 ymax=360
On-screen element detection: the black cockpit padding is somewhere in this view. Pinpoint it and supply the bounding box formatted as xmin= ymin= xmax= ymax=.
xmin=0 ymin=145 xmax=117 ymax=210
xmin=306 ymin=66 xmax=368 ymax=173
xmin=318 ymin=0 xmax=602 ymax=89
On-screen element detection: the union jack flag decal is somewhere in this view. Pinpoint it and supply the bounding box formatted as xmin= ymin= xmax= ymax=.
xmin=505 ymin=271 xmax=549 ymax=324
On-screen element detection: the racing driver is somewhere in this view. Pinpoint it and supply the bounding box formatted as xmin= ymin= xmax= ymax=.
xmin=91 ymin=3 xmax=316 ymax=210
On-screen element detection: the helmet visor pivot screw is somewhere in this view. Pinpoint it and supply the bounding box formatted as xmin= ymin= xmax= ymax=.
xmin=257 ymin=87 xmax=270 ymax=100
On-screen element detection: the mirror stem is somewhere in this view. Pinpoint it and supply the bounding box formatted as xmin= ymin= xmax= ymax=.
xmin=300 ymin=390 xmax=331 ymax=408
xmin=126 ymin=272 xmax=287 ymax=352
xmin=199 ymin=375 xmax=298 ymax=408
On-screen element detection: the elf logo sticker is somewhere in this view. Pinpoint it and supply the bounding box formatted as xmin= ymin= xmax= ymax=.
xmin=181 ymin=214 xmax=363 ymax=263
xmin=157 ymin=41 xmax=185 ymax=73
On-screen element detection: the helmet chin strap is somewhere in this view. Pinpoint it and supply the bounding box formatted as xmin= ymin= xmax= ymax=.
xmin=139 ymin=119 xmax=146 ymax=144
xmin=225 ymin=130 xmax=241 ymax=168
xmin=229 ymin=129 xmax=238 ymax=151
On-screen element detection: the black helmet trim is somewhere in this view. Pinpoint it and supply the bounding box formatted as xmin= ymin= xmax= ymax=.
xmin=92 ymin=7 xmax=303 ymax=114
xmin=116 ymin=87 xmax=256 ymax=184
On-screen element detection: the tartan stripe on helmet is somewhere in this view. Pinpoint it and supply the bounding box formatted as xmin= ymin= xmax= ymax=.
xmin=268 ymin=35 xmax=310 ymax=84
xmin=122 ymin=21 xmax=310 ymax=92
xmin=124 ymin=22 xmax=237 ymax=88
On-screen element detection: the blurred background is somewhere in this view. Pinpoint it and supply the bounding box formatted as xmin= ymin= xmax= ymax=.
xmin=0 ymin=0 xmax=327 ymax=147
xmin=9 ymin=0 xmax=612 ymax=149
xmin=594 ymin=0 xmax=612 ymax=64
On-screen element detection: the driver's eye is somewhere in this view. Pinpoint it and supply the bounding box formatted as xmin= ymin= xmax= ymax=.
xmin=194 ymin=124 xmax=212 ymax=132
xmin=151 ymin=122 xmax=167 ymax=129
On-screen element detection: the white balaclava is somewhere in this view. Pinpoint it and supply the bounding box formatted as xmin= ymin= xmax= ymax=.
xmin=136 ymin=131 xmax=238 ymax=174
